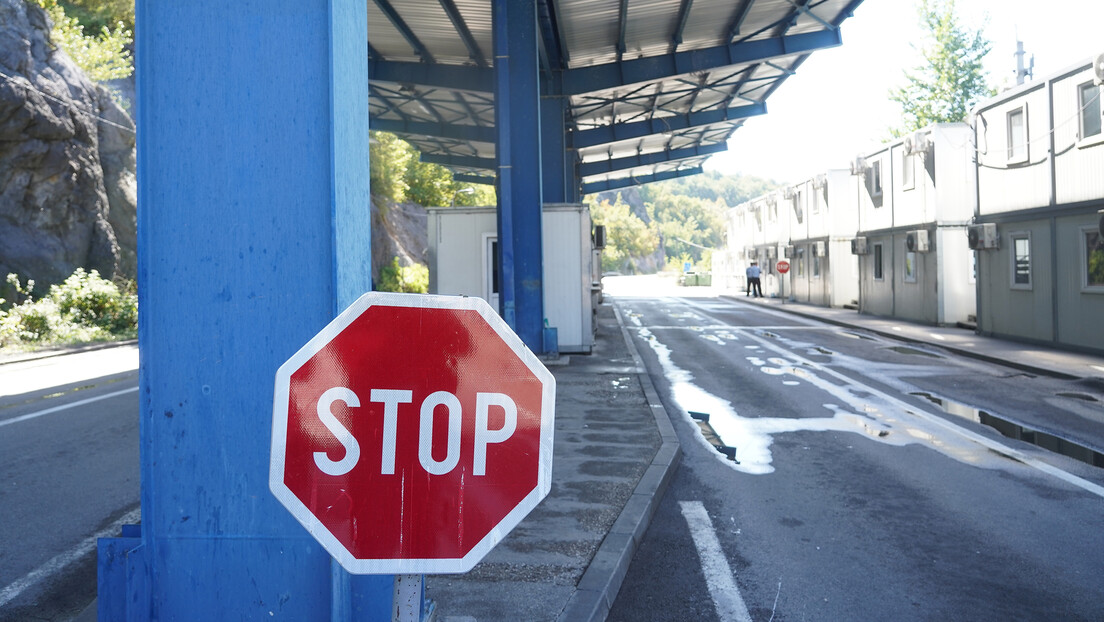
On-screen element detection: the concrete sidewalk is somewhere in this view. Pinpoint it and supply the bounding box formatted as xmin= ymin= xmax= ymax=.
xmin=426 ymin=301 xmax=680 ymax=622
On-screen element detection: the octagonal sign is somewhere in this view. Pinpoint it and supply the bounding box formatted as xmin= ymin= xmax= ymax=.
xmin=270 ymin=292 xmax=555 ymax=574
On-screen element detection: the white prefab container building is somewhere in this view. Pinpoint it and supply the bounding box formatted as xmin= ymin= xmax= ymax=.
xmin=784 ymin=170 xmax=860 ymax=308
xmin=973 ymin=55 xmax=1104 ymax=353
xmin=427 ymin=203 xmax=596 ymax=353
xmin=851 ymin=123 xmax=978 ymax=326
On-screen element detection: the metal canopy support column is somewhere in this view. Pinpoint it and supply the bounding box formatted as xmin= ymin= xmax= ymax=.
xmin=541 ymin=91 xmax=575 ymax=204
xmin=98 ymin=0 xmax=392 ymax=619
xmin=494 ymin=0 xmax=545 ymax=351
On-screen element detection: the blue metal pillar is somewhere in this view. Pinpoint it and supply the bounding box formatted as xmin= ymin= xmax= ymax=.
xmin=540 ymin=90 xmax=577 ymax=204
xmin=493 ymin=0 xmax=545 ymax=351
xmin=96 ymin=0 xmax=394 ymax=619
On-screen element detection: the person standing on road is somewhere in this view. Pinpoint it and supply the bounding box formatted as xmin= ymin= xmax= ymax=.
xmin=746 ymin=262 xmax=762 ymax=297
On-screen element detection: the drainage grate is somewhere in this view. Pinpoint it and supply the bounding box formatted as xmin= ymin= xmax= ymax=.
xmin=911 ymin=392 xmax=1104 ymax=469
xmin=688 ymin=411 xmax=739 ymax=463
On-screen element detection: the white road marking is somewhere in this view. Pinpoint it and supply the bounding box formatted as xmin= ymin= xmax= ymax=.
xmin=679 ymin=501 xmax=752 ymax=622
xmin=0 ymin=386 xmax=139 ymax=429
xmin=0 ymin=507 xmax=141 ymax=608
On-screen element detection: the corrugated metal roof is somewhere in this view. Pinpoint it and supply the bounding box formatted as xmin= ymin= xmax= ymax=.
xmin=367 ymin=0 xmax=865 ymax=195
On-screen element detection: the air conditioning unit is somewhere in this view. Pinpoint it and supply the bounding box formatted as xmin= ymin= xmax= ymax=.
xmin=849 ymin=156 xmax=868 ymax=176
xmin=812 ymin=174 xmax=828 ymax=189
xmin=1094 ymin=52 xmax=1104 ymax=86
xmin=784 ymin=245 xmax=796 ymax=257
xmin=782 ymin=187 xmax=796 ymax=200
xmin=814 ymin=241 xmax=826 ymax=256
xmin=906 ymin=230 xmax=931 ymax=253
xmin=967 ymin=223 xmax=999 ymax=250
xmin=851 ymin=236 xmax=869 ymax=255
xmin=904 ymin=131 xmax=932 ymax=155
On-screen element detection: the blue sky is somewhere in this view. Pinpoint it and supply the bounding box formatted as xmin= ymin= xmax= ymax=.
xmin=706 ymin=0 xmax=1104 ymax=183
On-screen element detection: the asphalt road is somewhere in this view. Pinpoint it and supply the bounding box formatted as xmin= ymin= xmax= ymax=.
xmin=606 ymin=289 xmax=1104 ymax=621
xmin=0 ymin=346 xmax=139 ymax=622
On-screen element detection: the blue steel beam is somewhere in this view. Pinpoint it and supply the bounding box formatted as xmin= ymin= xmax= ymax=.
xmin=453 ymin=173 xmax=496 ymax=185
xmin=726 ymin=0 xmax=755 ymax=39
xmin=370 ymin=117 xmax=495 ymax=143
xmin=670 ymin=0 xmax=694 ymax=50
xmin=564 ymin=28 xmax=840 ymax=94
xmin=100 ymin=0 xmax=392 ymax=619
xmin=372 ymin=0 xmax=435 ymax=62
xmin=493 ymin=0 xmax=545 ymax=351
xmin=572 ymin=101 xmax=765 ymax=148
xmin=369 ymin=59 xmax=492 ymax=92
xmin=438 ymin=0 xmax=488 ymax=66
xmin=578 ymin=142 xmax=727 ymax=177
xmin=582 ymin=166 xmax=704 ymax=195
xmin=368 ymin=28 xmax=840 ymax=96
xmin=421 ymin=153 xmax=495 ymax=170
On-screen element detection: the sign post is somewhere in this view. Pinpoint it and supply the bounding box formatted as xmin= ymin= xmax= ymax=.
xmin=776 ymin=260 xmax=791 ymax=304
xmin=271 ymin=292 xmax=556 ymax=613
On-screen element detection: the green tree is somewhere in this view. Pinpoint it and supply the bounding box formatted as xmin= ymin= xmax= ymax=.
xmin=35 ymin=0 xmax=133 ymax=82
xmin=58 ymin=0 xmax=134 ymax=34
xmin=590 ymin=196 xmax=658 ymax=273
xmin=889 ymin=0 xmax=993 ymax=135
xmin=369 ymin=131 xmax=494 ymax=206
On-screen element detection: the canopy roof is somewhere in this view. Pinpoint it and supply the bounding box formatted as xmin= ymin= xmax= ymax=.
xmin=367 ymin=0 xmax=864 ymax=194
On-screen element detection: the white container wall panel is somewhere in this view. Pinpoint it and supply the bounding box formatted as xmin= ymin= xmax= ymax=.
xmin=935 ymin=226 xmax=976 ymax=324
xmin=1053 ymin=66 xmax=1104 ymax=205
xmin=931 ymin=124 xmax=979 ymax=223
xmin=891 ymin=143 xmax=932 ymax=228
xmin=975 ymin=218 xmax=1055 ymax=342
xmin=976 ymin=84 xmax=1052 ymax=214
xmin=428 ymin=205 xmax=595 ymax=353
xmin=828 ymin=239 xmax=860 ymax=307
xmin=857 ymin=150 xmax=893 ymax=232
xmin=1054 ymin=213 xmax=1104 ymax=351
xmin=542 ymin=205 xmax=594 ymax=353
xmin=825 ymin=170 xmax=859 ymax=238
xmin=427 ymin=207 xmax=497 ymax=298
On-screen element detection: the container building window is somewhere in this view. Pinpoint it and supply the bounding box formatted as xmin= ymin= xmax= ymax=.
xmin=873 ymin=243 xmax=884 ymax=281
xmin=1007 ymin=106 xmax=1028 ymax=163
xmin=1079 ymin=82 xmax=1102 ymax=142
xmin=1085 ymin=228 xmax=1104 ymax=291
xmin=901 ymin=151 xmax=915 ymax=190
xmin=1010 ymin=233 xmax=1031 ymax=289
xmin=904 ymin=251 xmax=917 ymax=283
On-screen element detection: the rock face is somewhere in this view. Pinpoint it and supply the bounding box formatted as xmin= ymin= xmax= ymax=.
xmin=371 ymin=198 xmax=427 ymax=281
xmin=0 ymin=0 xmax=137 ymax=289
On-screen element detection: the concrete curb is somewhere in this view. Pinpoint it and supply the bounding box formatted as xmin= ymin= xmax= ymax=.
xmin=555 ymin=305 xmax=681 ymax=622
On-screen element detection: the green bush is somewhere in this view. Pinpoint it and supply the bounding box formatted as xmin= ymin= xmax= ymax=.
xmin=0 ymin=268 xmax=137 ymax=349
xmin=377 ymin=257 xmax=429 ymax=294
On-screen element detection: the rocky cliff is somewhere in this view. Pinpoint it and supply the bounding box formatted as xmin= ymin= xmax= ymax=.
xmin=0 ymin=0 xmax=136 ymax=289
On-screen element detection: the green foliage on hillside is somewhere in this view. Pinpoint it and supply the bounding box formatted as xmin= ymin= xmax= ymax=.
xmin=369 ymin=131 xmax=495 ymax=207
xmin=377 ymin=257 xmax=429 ymax=294
xmin=34 ymin=0 xmax=133 ymax=82
xmin=58 ymin=0 xmax=134 ymax=33
xmin=590 ymin=196 xmax=659 ymax=273
xmin=588 ymin=171 xmax=780 ymax=273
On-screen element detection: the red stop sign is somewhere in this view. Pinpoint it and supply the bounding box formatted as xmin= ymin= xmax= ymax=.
xmin=270 ymin=292 xmax=555 ymax=574
xmin=776 ymin=260 xmax=791 ymax=274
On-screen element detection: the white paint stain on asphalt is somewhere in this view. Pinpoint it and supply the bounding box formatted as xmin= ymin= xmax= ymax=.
xmin=634 ymin=317 xmax=1104 ymax=498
